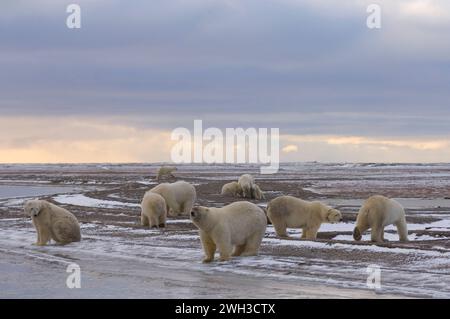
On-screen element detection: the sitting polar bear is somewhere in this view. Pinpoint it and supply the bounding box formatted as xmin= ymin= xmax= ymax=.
xmin=156 ymin=166 xmax=177 ymax=181
xmin=24 ymin=200 xmax=81 ymax=246
xmin=267 ymin=196 xmax=342 ymax=239
xmin=221 ymin=181 xmax=243 ymax=197
xmin=190 ymin=201 xmax=267 ymax=263
xmin=150 ymin=181 xmax=196 ymax=216
xmin=238 ymin=174 xmax=255 ymax=198
xmin=141 ymin=191 xmax=167 ymax=228
xmin=353 ymin=195 xmax=408 ymax=243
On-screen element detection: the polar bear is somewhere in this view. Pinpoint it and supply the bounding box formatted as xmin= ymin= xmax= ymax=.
xmin=252 ymin=184 xmax=265 ymax=200
xmin=221 ymin=181 xmax=243 ymax=197
xmin=156 ymin=166 xmax=177 ymax=181
xmin=141 ymin=191 xmax=167 ymax=228
xmin=150 ymin=181 xmax=196 ymax=216
xmin=24 ymin=200 xmax=81 ymax=246
xmin=238 ymin=174 xmax=255 ymax=199
xmin=267 ymin=196 xmax=342 ymax=239
xmin=190 ymin=201 xmax=267 ymax=263
xmin=353 ymin=195 xmax=408 ymax=243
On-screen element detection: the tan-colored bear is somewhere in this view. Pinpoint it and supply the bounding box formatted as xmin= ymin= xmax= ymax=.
xmin=252 ymin=184 xmax=265 ymax=200
xmin=141 ymin=191 xmax=167 ymax=228
xmin=353 ymin=195 xmax=408 ymax=243
xmin=221 ymin=181 xmax=243 ymax=197
xmin=150 ymin=181 xmax=196 ymax=216
xmin=267 ymin=195 xmax=342 ymax=239
xmin=156 ymin=166 xmax=177 ymax=181
xmin=24 ymin=200 xmax=81 ymax=246
xmin=238 ymin=174 xmax=255 ymax=198
xmin=190 ymin=201 xmax=267 ymax=263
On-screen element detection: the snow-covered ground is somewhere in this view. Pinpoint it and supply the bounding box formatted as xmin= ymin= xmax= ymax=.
xmin=1 ymin=163 xmax=449 ymax=298
xmin=1 ymin=217 xmax=448 ymax=298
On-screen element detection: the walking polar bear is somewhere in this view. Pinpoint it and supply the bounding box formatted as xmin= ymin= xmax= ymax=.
xmin=141 ymin=191 xmax=167 ymax=228
xmin=221 ymin=181 xmax=243 ymax=197
xmin=267 ymin=196 xmax=342 ymax=240
xmin=150 ymin=181 xmax=196 ymax=216
xmin=190 ymin=201 xmax=267 ymax=263
xmin=238 ymin=174 xmax=255 ymax=199
xmin=24 ymin=200 xmax=81 ymax=246
xmin=353 ymin=195 xmax=408 ymax=243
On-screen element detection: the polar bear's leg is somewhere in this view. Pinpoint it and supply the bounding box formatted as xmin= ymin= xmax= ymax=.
xmin=232 ymin=245 xmax=246 ymax=257
xmin=37 ymin=227 xmax=51 ymax=246
xmin=242 ymin=186 xmax=249 ymax=198
xmin=214 ymin=231 xmax=232 ymax=261
xmin=218 ymin=243 xmax=233 ymax=261
xmin=301 ymin=228 xmax=307 ymax=239
xmin=150 ymin=216 xmax=159 ymax=228
xmin=304 ymin=226 xmax=320 ymax=240
xmin=141 ymin=214 xmax=149 ymax=226
xmin=272 ymin=220 xmax=288 ymax=238
xmin=200 ymin=231 xmax=216 ymax=263
xmin=370 ymin=223 xmax=383 ymax=243
xmin=241 ymin=232 xmax=264 ymax=256
xmin=171 ymin=203 xmax=182 ymax=216
xmin=182 ymin=199 xmax=194 ymax=216
xmin=158 ymin=214 xmax=166 ymax=228
xmin=32 ymin=220 xmax=41 ymax=245
xmin=396 ymin=218 xmax=409 ymax=242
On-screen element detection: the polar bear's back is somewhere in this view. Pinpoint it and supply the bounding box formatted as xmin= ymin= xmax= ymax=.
xmin=158 ymin=166 xmax=176 ymax=174
xmin=169 ymin=181 xmax=196 ymax=202
xmin=238 ymin=174 xmax=254 ymax=186
xmin=267 ymin=195 xmax=312 ymax=223
xmin=215 ymin=201 xmax=266 ymax=241
xmin=45 ymin=201 xmax=74 ymax=218
xmin=362 ymin=195 xmax=405 ymax=226
xmin=45 ymin=202 xmax=81 ymax=243
xmin=221 ymin=181 xmax=243 ymax=197
xmin=141 ymin=191 xmax=166 ymax=212
xmin=151 ymin=181 xmax=196 ymax=203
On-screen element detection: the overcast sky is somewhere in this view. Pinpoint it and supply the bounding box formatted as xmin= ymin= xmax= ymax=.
xmin=1 ymin=0 xmax=449 ymax=163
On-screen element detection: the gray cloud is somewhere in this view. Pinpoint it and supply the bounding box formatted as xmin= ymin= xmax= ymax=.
xmin=1 ymin=0 xmax=450 ymax=138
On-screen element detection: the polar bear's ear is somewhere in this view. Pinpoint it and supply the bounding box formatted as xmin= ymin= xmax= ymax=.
xmin=326 ymin=210 xmax=334 ymax=222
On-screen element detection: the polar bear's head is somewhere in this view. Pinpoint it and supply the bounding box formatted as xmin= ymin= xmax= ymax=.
xmin=353 ymin=227 xmax=362 ymax=241
xmin=190 ymin=206 xmax=212 ymax=230
xmin=326 ymin=208 xmax=342 ymax=223
xmin=190 ymin=206 xmax=207 ymax=222
xmin=24 ymin=200 xmax=44 ymax=217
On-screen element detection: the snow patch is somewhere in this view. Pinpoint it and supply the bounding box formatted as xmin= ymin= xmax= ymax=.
xmin=53 ymin=194 xmax=140 ymax=208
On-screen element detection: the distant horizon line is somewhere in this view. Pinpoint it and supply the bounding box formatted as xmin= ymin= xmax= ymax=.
xmin=0 ymin=162 xmax=449 ymax=165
